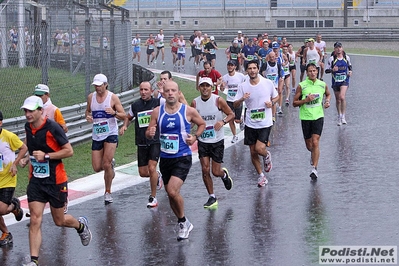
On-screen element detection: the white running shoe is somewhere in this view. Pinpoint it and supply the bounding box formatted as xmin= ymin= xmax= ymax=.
xmin=231 ymin=135 xmax=239 ymax=143
xmin=263 ymin=151 xmax=272 ymax=172
xmin=337 ymin=116 xmax=342 ymax=126
xmin=104 ymin=192 xmax=113 ymax=204
xmin=157 ymin=170 xmax=163 ymax=190
xmin=147 ymin=195 xmax=158 ymax=208
xmin=177 ymin=219 xmax=193 ymax=241
xmin=310 ymin=168 xmax=318 ymax=181
xmin=257 ymin=175 xmax=268 ymax=187
xmin=341 ymin=116 xmax=347 ymax=124
xmin=239 ymin=119 xmax=245 ymax=131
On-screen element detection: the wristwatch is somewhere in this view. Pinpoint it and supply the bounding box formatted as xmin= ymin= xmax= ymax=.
xmin=114 ymin=110 xmax=118 ymax=116
xmin=44 ymin=153 xmax=50 ymax=160
xmin=222 ymin=119 xmax=227 ymax=125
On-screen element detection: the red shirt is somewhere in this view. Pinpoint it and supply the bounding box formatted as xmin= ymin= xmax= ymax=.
xmin=198 ymin=69 xmax=222 ymax=95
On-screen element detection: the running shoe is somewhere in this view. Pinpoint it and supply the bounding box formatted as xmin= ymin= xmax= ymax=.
xmin=277 ymin=106 xmax=283 ymax=114
xmin=310 ymin=168 xmax=318 ymax=181
xmin=22 ymin=262 xmax=38 ymax=266
xmin=341 ymin=116 xmax=347 ymax=125
xmin=239 ymin=120 xmax=245 ymax=131
xmin=272 ymin=116 xmax=276 ymax=123
xmin=231 ymin=135 xmax=239 ymax=143
xmin=221 ymin=167 xmax=233 ymax=190
xmin=153 ymin=60 xmax=157 ymax=64
xmin=78 ymin=216 xmax=92 ymax=246
xmin=111 ymin=158 xmax=116 ymax=179
xmin=0 ymin=232 xmax=13 ymax=246
xmin=257 ymin=175 xmax=268 ymax=187
xmin=337 ymin=116 xmax=342 ymax=126
xmin=263 ymin=150 xmax=272 ymax=173
xmin=147 ymin=195 xmax=158 ymax=208
xmin=104 ymin=192 xmax=113 ymax=204
xmin=162 ymin=61 xmax=165 ymax=65
xmin=11 ymin=197 xmax=23 ymax=221
xmin=285 ymin=99 xmax=289 ymax=107
xmin=64 ymin=198 xmax=69 ymax=214
xmin=203 ymin=196 xmax=218 ymax=208
xmin=291 ymin=88 xmax=296 ymax=93
xmin=177 ymin=219 xmax=193 ymax=241
xmin=157 ymin=170 xmax=163 ymax=190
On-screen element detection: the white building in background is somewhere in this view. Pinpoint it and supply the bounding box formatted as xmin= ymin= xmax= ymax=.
xmin=111 ymin=0 xmax=399 ymax=29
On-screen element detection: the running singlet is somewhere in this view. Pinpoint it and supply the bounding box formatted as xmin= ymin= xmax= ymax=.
xmin=222 ymin=72 xmax=246 ymax=102
xmin=289 ymin=51 xmax=296 ymax=66
xmin=306 ymin=47 xmax=320 ymax=67
xmin=91 ymin=91 xmax=119 ymax=141
xmin=177 ymin=40 xmax=186 ymax=54
xmin=299 ymin=78 xmax=326 ymax=121
xmin=193 ymin=94 xmax=224 ymax=144
xmin=158 ymin=104 xmax=192 ymax=158
xmin=264 ymin=62 xmax=280 ymax=88
xmin=0 ymin=129 xmax=23 ymax=188
xmin=329 ymin=55 xmax=352 ymax=87
xmin=156 ymin=34 xmax=164 ymax=47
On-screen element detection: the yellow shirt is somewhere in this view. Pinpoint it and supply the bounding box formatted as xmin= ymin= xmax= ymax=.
xmin=0 ymin=129 xmax=23 ymax=188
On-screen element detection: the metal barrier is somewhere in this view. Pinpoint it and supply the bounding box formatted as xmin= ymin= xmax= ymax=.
xmin=3 ymin=65 xmax=156 ymax=145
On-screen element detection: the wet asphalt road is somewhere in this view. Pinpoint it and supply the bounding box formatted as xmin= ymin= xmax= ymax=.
xmin=3 ymin=49 xmax=399 ymax=266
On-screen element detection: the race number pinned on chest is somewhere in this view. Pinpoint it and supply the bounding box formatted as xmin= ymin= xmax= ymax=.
xmin=334 ymin=73 xmax=347 ymax=82
xmin=201 ymin=126 xmax=216 ymax=139
xmin=160 ymin=134 xmax=179 ymax=154
xmin=30 ymin=156 xmax=50 ymax=178
xmin=250 ymin=108 xmax=266 ymax=122
xmin=93 ymin=121 xmax=110 ymax=136
xmin=137 ymin=110 xmax=153 ymax=128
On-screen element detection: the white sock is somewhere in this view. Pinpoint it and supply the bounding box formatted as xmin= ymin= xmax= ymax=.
xmin=209 ymin=194 xmax=216 ymax=198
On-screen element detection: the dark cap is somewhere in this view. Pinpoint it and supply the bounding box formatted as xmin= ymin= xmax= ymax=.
xmin=334 ymin=42 xmax=342 ymax=48
xmin=0 ymin=110 xmax=3 ymax=121
xmin=227 ymin=60 xmax=236 ymax=66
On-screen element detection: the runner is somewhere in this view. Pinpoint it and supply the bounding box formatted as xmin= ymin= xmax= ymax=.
xmin=170 ymin=33 xmax=179 ymax=68
xmin=293 ymin=63 xmax=331 ymax=181
xmin=21 ymin=96 xmax=92 ymax=266
xmin=314 ymin=34 xmax=327 ymax=81
xmin=119 ymin=82 xmax=163 ymax=208
xmin=196 ymin=61 xmax=223 ymax=95
xmin=287 ymin=43 xmax=297 ymax=93
xmin=176 ymin=35 xmax=186 ymax=72
xmin=303 ymin=38 xmax=323 ymax=78
xmin=155 ymin=29 xmax=165 ymax=65
xmin=325 ymin=42 xmax=353 ymax=126
xmin=220 ymin=60 xmax=246 ymax=143
xmin=192 ymin=77 xmax=234 ymax=208
xmin=132 ymin=33 xmax=141 ymax=64
xmin=233 ymin=60 xmax=278 ymax=187
xmin=0 ymin=110 xmax=26 ymax=247
xmin=296 ymin=39 xmax=309 ymax=82
xmin=145 ymin=33 xmax=156 ymax=67
xmin=146 ymin=80 xmax=206 ymax=241
xmin=85 ymin=74 xmax=126 ymax=204
xmin=281 ymin=45 xmax=292 ymax=107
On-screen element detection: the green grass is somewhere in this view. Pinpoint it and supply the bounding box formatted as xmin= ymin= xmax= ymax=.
xmin=14 ymin=76 xmax=200 ymax=196
xmin=1 ymin=66 xmax=86 ymax=118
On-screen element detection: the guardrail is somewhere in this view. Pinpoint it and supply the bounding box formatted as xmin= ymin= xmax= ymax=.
xmin=3 ymin=65 xmax=156 ymax=145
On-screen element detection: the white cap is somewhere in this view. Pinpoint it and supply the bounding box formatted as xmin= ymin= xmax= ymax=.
xmin=198 ymin=77 xmax=213 ymax=86
xmin=21 ymin=96 xmax=43 ymax=110
xmin=233 ymin=40 xmax=239 ymax=44
xmin=92 ymin=74 xmax=108 ymax=86
xmin=210 ymin=36 xmax=215 ymax=41
xmin=238 ymin=30 xmax=242 ymax=34
xmin=34 ymin=84 xmax=50 ymax=96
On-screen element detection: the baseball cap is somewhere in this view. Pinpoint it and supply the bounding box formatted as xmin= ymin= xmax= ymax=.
xmin=308 ymin=38 xmax=315 ymax=42
xmin=210 ymin=36 xmax=215 ymax=41
xmin=0 ymin=111 xmax=3 ymax=121
xmin=272 ymin=42 xmax=279 ymax=49
xmin=334 ymin=42 xmax=342 ymax=48
xmin=21 ymin=96 xmax=43 ymax=111
xmin=34 ymin=84 xmax=50 ymax=96
xmin=233 ymin=40 xmax=238 ymax=44
xmin=263 ymin=39 xmax=269 ymax=43
xmin=237 ymin=30 xmax=242 ymax=34
xmin=305 ymin=38 xmax=309 ymax=43
xmin=263 ymin=32 xmax=268 ymax=36
xmin=198 ymin=77 xmax=213 ymax=86
xmin=227 ymin=60 xmax=236 ymax=66
xmin=92 ymin=73 xmax=108 ymax=86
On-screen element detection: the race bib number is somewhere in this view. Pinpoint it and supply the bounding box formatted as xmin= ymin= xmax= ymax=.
xmin=178 ymin=47 xmax=184 ymax=52
xmin=30 ymin=156 xmax=50 ymax=178
xmin=290 ymin=60 xmax=295 ymax=66
xmin=149 ymin=45 xmax=154 ymax=49
xmin=201 ymin=126 xmax=215 ymax=139
xmin=262 ymin=57 xmax=266 ymax=63
xmin=137 ymin=110 xmax=152 ymax=128
xmin=247 ymin=55 xmax=254 ymax=61
xmin=309 ymin=59 xmax=317 ymax=65
xmin=228 ymin=89 xmax=238 ymax=97
xmin=305 ymin=94 xmax=321 ymax=108
xmin=93 ymin=121 xmax=110 ymax=136
xmin=334 ymin=73 xmax=347 ymax=82
xmin=231 ymin=53 xmax=238 ymax=60
xmin=283 ymin=66 xmax=289 ymax=73
xmin=250 ymin=108 xmax=266 ymax=122
xmin=266 ymin=73 xmax=278 ymax=82
xmin=0 ymin=154 xmax=3 ymax=172
xmin=159 ymin=41 xmax=164 ymax=46
xmin=160 ymin=134 xmax=179 ymax=154
xmin=210 ymin=49 xmax=215 ymax=54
